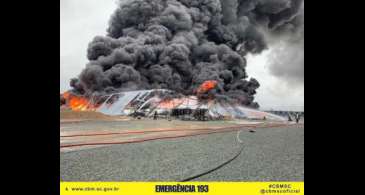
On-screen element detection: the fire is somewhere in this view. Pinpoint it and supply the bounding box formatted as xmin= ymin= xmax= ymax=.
xmin=62 ymin=91 xmax=98 ymax=111
xmin=158 ymin=98 xmax=184 ymax=109
xmin=157 ymin=96 xmax=198 ymax=109
xmin=197 ymin=80 xmax=218 ymax=94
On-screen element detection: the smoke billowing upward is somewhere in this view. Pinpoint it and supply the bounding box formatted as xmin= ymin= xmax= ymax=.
xmin=267 ymin=2 xmax=304 ymax=86
xmin=70 ymin=0 xmax=304 ymax=108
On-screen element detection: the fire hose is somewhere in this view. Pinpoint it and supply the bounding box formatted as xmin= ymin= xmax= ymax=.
xmin=180 ymin=123 xmax=303 ymax=181
xmin=61 ymin=123 xmax=299 ymax=138
xmin=60 ymin=123 xmax=301 ymax=148
xmin=61 ymin=123 xmax=303 ymax=180
xmin=61 ymin=128 xmax=240 ymax=148
xmin=180 ymin=139 xmax=245 ymax=182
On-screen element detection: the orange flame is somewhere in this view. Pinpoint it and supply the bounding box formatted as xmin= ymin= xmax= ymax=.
xmin=62 ymin=92 xmax=98 ymax=111
xmin=157 ymin=97 xmax=198 ymax=109
xmin=158 ymin=98 xmax=184 ymax=109
xmin=197 ymin=80 xmax=218 ymax=94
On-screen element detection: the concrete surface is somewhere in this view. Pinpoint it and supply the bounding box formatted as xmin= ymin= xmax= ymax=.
xmin=60 ymin=125 xmax=304 ymax=181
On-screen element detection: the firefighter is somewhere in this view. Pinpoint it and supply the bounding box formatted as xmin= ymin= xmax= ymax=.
xmin=153 ymin=111 xmax=158 ymax=120
xmin=295 ymin=113 xmax=301 ymax=123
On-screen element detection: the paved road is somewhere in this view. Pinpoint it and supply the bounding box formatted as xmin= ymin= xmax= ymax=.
xmin=60 ymin=125 xmax=303 ymax=181
xmin=194 ymin=125 xmax=304 ymax=181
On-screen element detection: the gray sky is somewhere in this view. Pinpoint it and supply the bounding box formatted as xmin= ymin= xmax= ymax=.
xmin=60 ymin=0 xmax=304 ymax=111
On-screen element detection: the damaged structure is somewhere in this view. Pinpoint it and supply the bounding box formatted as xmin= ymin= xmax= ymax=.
xmin=61 ymin=0 xmax=304 ymax=123
xmin=66 ymin=89 xmax=285 ymax=121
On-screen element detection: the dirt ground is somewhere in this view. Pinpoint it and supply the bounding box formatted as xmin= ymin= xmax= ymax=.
xmin=61 ymin=110 xmax=294 ymax=153
xmin=60 ymin=108 xmax=130 ymax=122
xmin=59 ymin=109 xmax=295 ymax=152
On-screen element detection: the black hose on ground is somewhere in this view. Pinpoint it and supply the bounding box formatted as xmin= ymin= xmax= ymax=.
xmin=180 ymin=138 xmax=245 ymax=181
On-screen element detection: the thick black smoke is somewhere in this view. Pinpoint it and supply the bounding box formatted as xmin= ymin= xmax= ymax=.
xmin=70 ymin=0 xmax=304 ymax=108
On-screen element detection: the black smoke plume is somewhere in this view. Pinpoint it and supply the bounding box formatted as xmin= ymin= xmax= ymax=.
xmin=70 ymin=0 xmax=304 ymax=108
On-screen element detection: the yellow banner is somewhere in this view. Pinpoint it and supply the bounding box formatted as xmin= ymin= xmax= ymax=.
xmin=60 ymin=182 xmax=304 ymax=195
